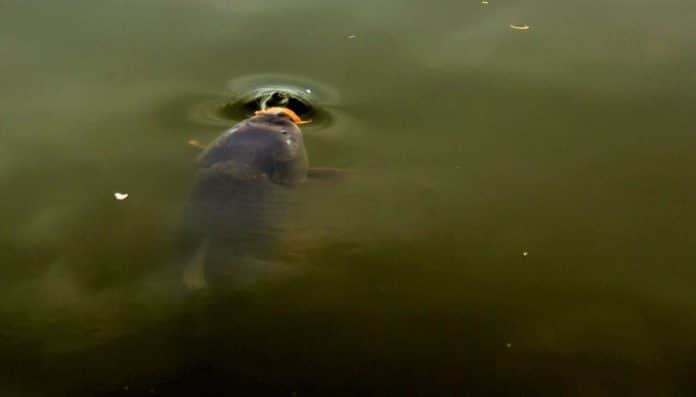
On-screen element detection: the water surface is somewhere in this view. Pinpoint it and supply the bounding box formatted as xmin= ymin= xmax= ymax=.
xmin=1 ymin=0 xmax=695 ymax=395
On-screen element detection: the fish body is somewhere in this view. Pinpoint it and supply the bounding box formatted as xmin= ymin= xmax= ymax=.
xmin=178 ymin=109 xmax=309 ymax=288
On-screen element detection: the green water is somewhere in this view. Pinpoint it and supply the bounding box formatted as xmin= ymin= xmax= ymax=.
xmin=1 ymin=0 xmax=695 ymax=395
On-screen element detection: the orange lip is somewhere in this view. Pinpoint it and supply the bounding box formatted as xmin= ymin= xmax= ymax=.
xmin=254 ymin=107 xmax=311 ymax=125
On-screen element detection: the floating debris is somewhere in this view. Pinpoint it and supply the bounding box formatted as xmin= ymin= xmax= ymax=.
xmin=523 ymin=251 xmax=529 ymax=256
xmin=347 ymin=34 xmax=357 ymax=39
xmin=481 ymin=1 xmax=489 ymax=4
xmin=305 ymin=88 xmax=312 ymax=94
xmin=187 ymin=139 xmax=205 ymax=149
xmin=114 ymin=192 xmax=129 ymax=201
xmin=506 ymin=342 xmax=512 ymax=348
xmin=510 ymin=24 xmax=530 ymax=30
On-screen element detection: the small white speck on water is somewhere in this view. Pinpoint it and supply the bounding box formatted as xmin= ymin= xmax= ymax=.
xmin=481 ymin=1 xmax=489 ymax=4
xmin=506 ymin=342 xmax=512 ymax=348
xmin=347 ymin=34 xmax=357 ymax=39
xmin=523 ymin=251 xmax=528 ymax=256
xmin=114 ymin=192 xmax=129 ymax=201
xmin=305 ymin=88 xmax=312 ymax=94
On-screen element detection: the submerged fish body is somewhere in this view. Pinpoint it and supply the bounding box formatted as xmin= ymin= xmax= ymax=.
xmin=178 ymin=110 xmax=309 ymax=288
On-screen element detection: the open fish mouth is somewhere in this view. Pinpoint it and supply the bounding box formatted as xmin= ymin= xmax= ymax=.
xmin=233 ymin=87 xmax=315 ymax=117
xmin=189 ymin=74 xmax=338 ymax=129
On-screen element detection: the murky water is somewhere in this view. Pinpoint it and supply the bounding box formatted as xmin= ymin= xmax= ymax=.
xmin=1 ymin=0 xmax=695 ymax=395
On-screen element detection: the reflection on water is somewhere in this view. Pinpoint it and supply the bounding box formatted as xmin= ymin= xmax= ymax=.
xmin=1 ymin=0 xmax=695 ymax=395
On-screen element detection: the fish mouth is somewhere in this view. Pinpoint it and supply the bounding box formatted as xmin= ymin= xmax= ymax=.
xmin=254 ymin=107 xmax=311 ymax=125
xmin=219 ymin=79 xmax=333 ymax=126
xmin=184 ymin=74 xmax=340 ymax=130
xmin=230 ymin=87 xmax=317 ymax=122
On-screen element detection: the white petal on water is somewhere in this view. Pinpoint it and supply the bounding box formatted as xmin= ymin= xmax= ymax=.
xmin=114 ymin=192 xmax=129 ymax=201
xmin=347 ymin=34 xmax=357 ymax=39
